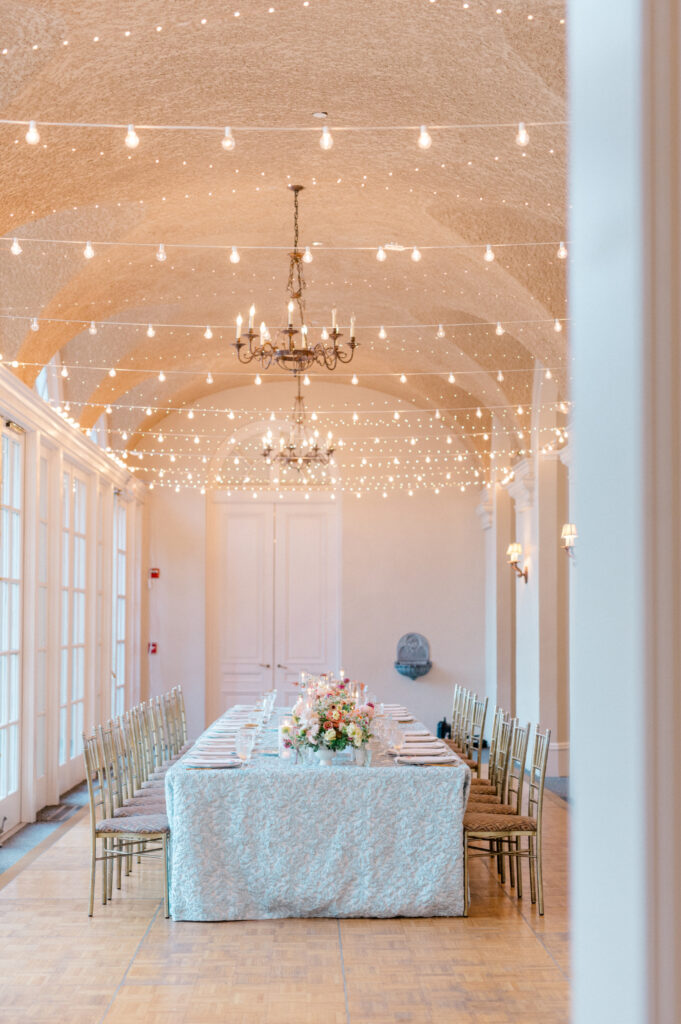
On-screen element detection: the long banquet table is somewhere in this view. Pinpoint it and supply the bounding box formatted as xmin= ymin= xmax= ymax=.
xmin=165 ymin=706 xmax=470 ymax=921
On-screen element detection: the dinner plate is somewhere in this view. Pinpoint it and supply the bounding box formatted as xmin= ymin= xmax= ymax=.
xmin=184 ymin=756 xmax=243 ymax=769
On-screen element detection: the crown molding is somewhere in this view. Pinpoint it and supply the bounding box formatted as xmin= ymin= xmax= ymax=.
xmin=0 ymin=365 xmax=145 ymax=500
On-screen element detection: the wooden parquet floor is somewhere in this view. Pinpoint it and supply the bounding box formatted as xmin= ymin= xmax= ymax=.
xmin=0 ymin=791 xmax=569 ymax=1024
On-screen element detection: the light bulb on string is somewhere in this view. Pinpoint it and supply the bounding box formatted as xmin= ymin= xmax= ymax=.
xmin=108 ymin=368 xmax=116 ymax=378
xmin=23 ymin=121 xmax=47 ymax=152
xmin=448 ymin=373 xmax=455 ymax=384
xmin=61 ymin=366 xmax=68 ymax=378
xmin=436 ymin=324 xmax=445 ymax=339
xmin=206 ymin=372 xmax=213 ymax=384
xmin=145 ymin=407 xmax=152 ymax=416
xmin=146 ymin=324 xmax=155 ymax=338
xmin=515 ymin=121 xmax=530 ymax=147
xmin=400 ymin=374 xmax=407 ymax=384
xmin=554 ymin=318 xmax=563 ymax=332
xmin=557 ymin=241 xmax=568 ymax=259
xmin=379 ymin=326 xmax=387 ymax=339
xmin=105 ymin=405 xmax=112 ymax=414
xmin=88 ymin=321 xmax=97 ymax=335
xmin=393 ymin=411 xmax=400 ymax=421
xmin=156 ymin=243 xmax=167 ymax=262
xmin=158 ymin=370 xmax=166 ymax=382
xmin=30 ymin=318 xmax=39 ymax=332
xmin=303 ymin=374 xmax=310 ymax=386
xmin=221 ymin=127 xmax=235 ymax=151
xmin=417 ymin=125 xmax=432 ymax=150
xmin=484 ymin=244 xmax=495 ymax=263
xmin=83 ymin=240 xmax=94 ymax=260
xmin=10 ymin=238 xmax=22 ymax=255
xmin=187 ymin=409 xmax=194 ymax=419
xmin=254 ymin=374 xmax=262 ymax=385
xmin=303 ymin=246 xmax=313 ymax=263
xmin=497 ymin=370 xmax=504 ymax=382
xmin=411 ymin=247 xmax=422 ymax=262
xmin=545 ymin=368 xmax=553 ymax=380
xmin=476 ymin=407 xmax=482 ymax=419
xmin=376 ymin=246 xmax=387 ymax=262
xmin=230 ymin=246 xmax=240 ymax=264
xmin=319 ymin=125 xmax=333 ymax=150
xmin=351 ymin=374 xmax=358 ymax=385
xmin=204 ymin=326 xmax=213 ymax=339
xmin=125 ymin=124 xmax=139 ymax=149
xmin=495 ymin=321 xmax=505 ymax=336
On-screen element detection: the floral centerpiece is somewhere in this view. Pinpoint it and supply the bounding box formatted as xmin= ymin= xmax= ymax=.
xmin=282 ymin=676 xmax=375 ymax=764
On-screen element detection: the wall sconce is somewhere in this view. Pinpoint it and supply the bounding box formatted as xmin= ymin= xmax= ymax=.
xmin=561 ymin=523 xmax=578 ymax=557
xmin=507 ymin=542 xmax=528 ymax=583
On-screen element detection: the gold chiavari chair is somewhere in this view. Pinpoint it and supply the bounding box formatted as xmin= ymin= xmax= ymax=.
xmin=463 ymin=726 xmax=551 ymax=915
xmin=458 ymin=697 xmax=488 ymax=778
xmin=83 ymin=730 xmax=170 ymax=918
xmin=452 ymin=690 xmax=473 ymax=752
xmin=467 ymin=714 xmax=513 ymax=805
xmin=173 ymin=685 xmax=188 ymax=746
xmin=468 ymin=706 xmax=503 ymax=792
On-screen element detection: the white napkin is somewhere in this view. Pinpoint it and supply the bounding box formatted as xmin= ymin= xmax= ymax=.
xmin=395 ymin=753 xmax=458 ymax=765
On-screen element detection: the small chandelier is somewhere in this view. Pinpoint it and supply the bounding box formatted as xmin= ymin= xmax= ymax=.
xmin=263 ymin=376 xmax=336 ymax=472
xmin=234 ymin=184 xmax=358 ymax=374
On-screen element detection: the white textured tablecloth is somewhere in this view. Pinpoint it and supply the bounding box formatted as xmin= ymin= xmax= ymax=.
xmin=165 ymin=715 xmax=470 ymax=921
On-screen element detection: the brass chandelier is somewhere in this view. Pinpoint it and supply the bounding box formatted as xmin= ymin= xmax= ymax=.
xmin=262 ymin=375 xmax=336 ymax=472
xmin=234 ymin=184 xmax=358 ymax=374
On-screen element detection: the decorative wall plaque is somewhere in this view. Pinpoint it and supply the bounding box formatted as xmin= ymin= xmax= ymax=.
xmin=394 ymin=633 xmax=432 ymax=679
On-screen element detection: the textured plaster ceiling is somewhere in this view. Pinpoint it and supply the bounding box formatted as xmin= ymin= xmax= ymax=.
xmin=0 ymin=0 xmax=568 ymax=494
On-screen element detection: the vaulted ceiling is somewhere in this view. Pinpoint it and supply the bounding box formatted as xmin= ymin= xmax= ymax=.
xmin=0 ymin=0 xmax=567 ymax=495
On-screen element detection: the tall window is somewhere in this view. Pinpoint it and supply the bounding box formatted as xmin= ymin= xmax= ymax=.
xmin=111 ymin=495 xmax=127 ymax=716
xmin=35 ymin=454 xmax=49 ymax=782
xmin=59 ymin=468 xmax=87 ymax=768
xmin=0 ymin=428 xmax=23 ymax=829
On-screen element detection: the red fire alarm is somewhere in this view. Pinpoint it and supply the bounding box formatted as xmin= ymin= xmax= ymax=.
xmin=147 ymin=642 xmax=158 ymax=655
xmin=149 ymin=568 xmax=160 ymax=580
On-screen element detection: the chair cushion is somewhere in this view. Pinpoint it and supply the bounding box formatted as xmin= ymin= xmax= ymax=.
xmin=464 ymin=811 xmax=536 ymax=833
xmin=467 ymin=801 xmax=518 ymax=815
xmin=470 ymin=779 xmax=495 ymax=789
xmin=463 ymin=757 xmax=478 ymax=769
xmin=467 ymin=793 xmax=501 ymax=805
xmin=97 ymin=813 xmax=169 ymax=835
xmin=114 ymin=801 xmax=166 ymax=817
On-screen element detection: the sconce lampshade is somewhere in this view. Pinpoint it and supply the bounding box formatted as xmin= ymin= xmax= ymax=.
xmin=561 ymin=523 xmax=578 ymax=548
xmin=506 ymin=542 xmax=522 ymax=565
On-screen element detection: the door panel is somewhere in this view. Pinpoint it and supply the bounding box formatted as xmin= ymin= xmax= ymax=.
xmin=209 ymin=503 xmax=274 ymax=719
xmin=274 ymin=504 xmax=339 ymax=704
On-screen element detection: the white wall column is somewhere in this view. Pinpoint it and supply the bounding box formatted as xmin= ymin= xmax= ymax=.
xmin=570 ymin=0 xmax=681 ymax=1019
xmin=477 ymin=482 xmax=515 ymax=718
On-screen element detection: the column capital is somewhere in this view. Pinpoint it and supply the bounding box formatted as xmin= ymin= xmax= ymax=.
xmin=506 ymin=458 xmax=535 ymax=512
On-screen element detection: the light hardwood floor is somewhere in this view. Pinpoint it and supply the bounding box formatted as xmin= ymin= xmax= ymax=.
xmin=0 ymin=791 xmax=569 ymax=1024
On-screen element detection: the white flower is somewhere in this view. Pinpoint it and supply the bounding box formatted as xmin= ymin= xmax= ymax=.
xmin=324 ymin=728 xmax=336 ymax=743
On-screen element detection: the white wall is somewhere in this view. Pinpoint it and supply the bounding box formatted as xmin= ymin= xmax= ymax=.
xmin=341 ymin=489 xmax=485 ymax=731
xmin=145 ymin=486 xmax=486 ymax=737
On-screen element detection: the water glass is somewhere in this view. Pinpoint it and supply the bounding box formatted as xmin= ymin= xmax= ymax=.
xmin=236 ymin=727 xmax=256 ymax=762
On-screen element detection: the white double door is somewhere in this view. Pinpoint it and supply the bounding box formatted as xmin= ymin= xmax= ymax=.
xmin=206 ymin=494 xmax=340 ymax=721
